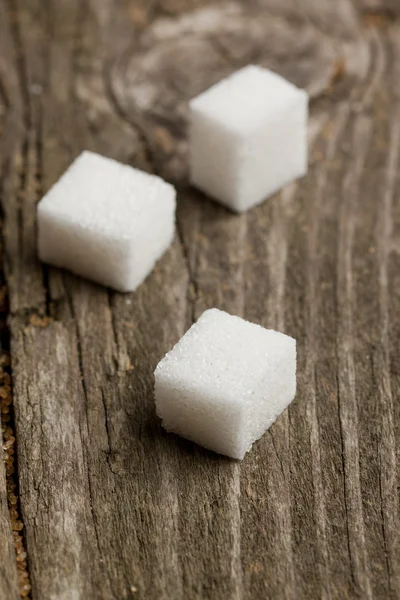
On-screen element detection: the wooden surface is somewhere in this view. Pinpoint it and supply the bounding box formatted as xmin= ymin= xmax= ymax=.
xmin=0 ymin=417 xmax=19 ymax=600
xmin=1 ymin=0 xmax=400 ymax=598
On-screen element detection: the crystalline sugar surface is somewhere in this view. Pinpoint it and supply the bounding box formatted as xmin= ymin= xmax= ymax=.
xmin=189 ymin=65 xmax=308 ymax=213
xmin=38 ymin=151 xmax=176 ymax=292
xmin=154 ymin=308 xmax=297 ymax=459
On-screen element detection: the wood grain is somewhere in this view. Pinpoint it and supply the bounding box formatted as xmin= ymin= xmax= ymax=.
xmin=0 ymin=417 xmax=19 ymax=600
xmin=0 ymin=2 xmax=26 ymax=596
xmin=1 ymin=0 xmax=400 ymax=598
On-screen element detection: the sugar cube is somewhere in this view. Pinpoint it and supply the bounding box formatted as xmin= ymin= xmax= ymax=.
xmin=189 ymin=65 xmax=308 ymax=213
xmin=154 ymin=308 xmax=297 ymax=459
xmin=37 ymin=151 xmax=176 ymax=292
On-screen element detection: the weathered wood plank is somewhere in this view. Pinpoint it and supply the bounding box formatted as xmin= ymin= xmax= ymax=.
xmin=0 ymin=0 xmax=29 ymax=597
xmin=1 ymin=0 xmax=400 ymax=599
xmin=0 ymin=417 xmax=19 ymax=600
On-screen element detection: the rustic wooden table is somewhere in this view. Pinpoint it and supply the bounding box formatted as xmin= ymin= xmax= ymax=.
xmin=1 ymin=1 xmax=400 ymax=599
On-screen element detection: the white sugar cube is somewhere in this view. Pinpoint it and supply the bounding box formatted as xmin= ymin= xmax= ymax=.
xmin=38 ymin=151 xmax=176 ymax=292
xmin=154 ymin=308 xmax=297 ymax=459
xmin=189 ymin=65 xmax=308 ymax=213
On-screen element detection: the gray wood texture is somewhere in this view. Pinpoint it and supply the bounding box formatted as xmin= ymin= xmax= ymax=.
xmin=1 ymin=0 xmax=400 ymax=598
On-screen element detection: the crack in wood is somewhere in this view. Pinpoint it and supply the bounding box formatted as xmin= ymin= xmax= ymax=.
xmin=175 ymin=214 xmax=198 ymax=325
xmin=335 ymin=368 xmax=357 ymax=592
xmin=0 ymin=184 xmax=31 ymax=598
xmin=5 ymin=0 xmax=31 ymax=132
xmin=0 ymin=73 xmax=11 ymax=114
xmin=100 ymin=387 xmax=118 ymax=477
